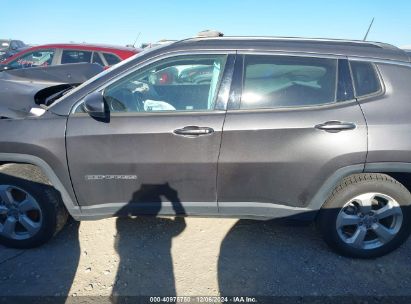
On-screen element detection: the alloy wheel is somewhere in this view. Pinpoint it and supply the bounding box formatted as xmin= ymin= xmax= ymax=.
xmin=0 ymin=185 xmax=42 ymax=240
xmin=336 ymin=192 xmax=403 ymax=250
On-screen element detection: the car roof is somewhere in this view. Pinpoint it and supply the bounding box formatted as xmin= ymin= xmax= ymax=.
xmin=26 ymin=43 xmax=140 ymax=52
xmin=161 ymin=36 xmax=410 ymax=63
xmin=1 ymin=43 xmax=141 ymax=64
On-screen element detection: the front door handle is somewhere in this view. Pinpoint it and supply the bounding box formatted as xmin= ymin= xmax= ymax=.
xmin=315 ymin=121 xmax=356 ymax=132
xmin=174 ymin=126 xmax=214 ymax=136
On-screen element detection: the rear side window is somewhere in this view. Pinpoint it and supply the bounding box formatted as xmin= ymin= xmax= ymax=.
xmin=103 ymin=52 xmax=121 ymax=65
xmin=61 ymin=50 xmax=92 ymax=64
xmin=240 ymin=55 xmax=337 ymax=109
xmin=350 ymin=61 xmax=381 ymax=97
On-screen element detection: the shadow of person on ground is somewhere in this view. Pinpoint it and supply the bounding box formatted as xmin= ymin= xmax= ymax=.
xmin=217 ymin=218 xmax=411 ymax=297
xmin=112 ymin=183 xmax=186 ymax=297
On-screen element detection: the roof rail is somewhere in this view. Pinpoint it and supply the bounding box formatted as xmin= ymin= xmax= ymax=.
xmin=196 ymin=30 xmax=224 ymax=38
xmin=183 ymin=35 xmax=399 ymax=51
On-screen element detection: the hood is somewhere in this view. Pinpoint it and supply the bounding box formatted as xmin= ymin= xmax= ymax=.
xmin=0 ymin=63 xmax=104 ymax=113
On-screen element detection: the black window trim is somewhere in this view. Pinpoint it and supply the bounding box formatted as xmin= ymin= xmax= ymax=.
xmin=348 ymin=59 xmax=385 ymax=101
xmin=337 ymin=58 xmax=355 ymax=102
xmin=228 ymin=52 xmax=353 ymax=111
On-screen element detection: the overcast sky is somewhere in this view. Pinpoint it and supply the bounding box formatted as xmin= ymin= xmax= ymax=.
xmin=2 ymin=0 xmax=411 ymax=48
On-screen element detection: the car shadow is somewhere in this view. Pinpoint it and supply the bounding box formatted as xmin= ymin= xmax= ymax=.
xmin=112 ymin=183 xmax=186 ymax=297
xmin=0 ymin=219 xmax=80 ymax=299
xmin=217 ymin=219 xmax=411 ymax=297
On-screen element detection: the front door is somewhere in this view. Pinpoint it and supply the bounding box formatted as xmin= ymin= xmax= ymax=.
xmin=66 ymin=53 xmax=233 ymax=216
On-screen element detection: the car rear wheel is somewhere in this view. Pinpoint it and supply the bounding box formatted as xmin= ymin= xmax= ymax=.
xmin=317 ymin=173 xmax=411 ymax=258
xmin=0 ymin=164 xmax=68 ymax=248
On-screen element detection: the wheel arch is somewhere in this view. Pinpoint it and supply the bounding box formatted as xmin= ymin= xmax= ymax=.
xmin=308 ymin=162 xmax=411 ymax=217
xmin=0 ymin=153 xmax=81 ymax=219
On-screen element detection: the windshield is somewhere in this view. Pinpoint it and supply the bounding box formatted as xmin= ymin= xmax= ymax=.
xmin=48 ymin=44 xmax=168 ymax=109
xmin=0 ymin=40 xmax=10 ymax=51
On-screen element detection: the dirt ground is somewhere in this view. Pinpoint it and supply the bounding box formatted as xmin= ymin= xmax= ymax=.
xmin=1 ymin=217 xmax=411 ymax=298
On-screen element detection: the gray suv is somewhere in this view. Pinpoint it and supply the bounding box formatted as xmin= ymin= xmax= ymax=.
xmin=1 ymin=35 xmax=411 ymax=258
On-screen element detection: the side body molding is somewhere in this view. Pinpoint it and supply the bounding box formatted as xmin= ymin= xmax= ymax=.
xmin=365 ymin=162 xmax=411 ymax=173
xmin=0 ymin=153 xmax=81 ymax=218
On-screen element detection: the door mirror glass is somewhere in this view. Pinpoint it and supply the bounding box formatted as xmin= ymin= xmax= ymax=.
xmin=83 ymin=91 xmax=106 ymax=117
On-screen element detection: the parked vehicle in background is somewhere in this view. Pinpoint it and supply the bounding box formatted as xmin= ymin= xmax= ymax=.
xmin=0 ymin=33 xmax=411 ymax=259
xmin=403 ymin=49 xmax=411 ymax=59
xmin=140 ymin=39 xmax=177 ymax=49
xmin=0 ymin=63 xmax=104 ymax=112
xmin=0 ymin=43 xmax=140 ymax=71
xmin=0 ymin=39 xmax=27 ymax=62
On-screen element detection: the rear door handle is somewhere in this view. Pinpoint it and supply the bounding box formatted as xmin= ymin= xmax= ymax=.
xmin=174 ymin=126 xmax=214 ymax=136
xmin=315 ymin=121 xmax=356 ymax=132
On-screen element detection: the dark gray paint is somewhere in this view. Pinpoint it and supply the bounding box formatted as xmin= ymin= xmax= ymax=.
xmin=0 ymin=37 xmax=411 ymax=220
xmin=218 ymin=101 xmax=367 ymax=208
xmin=0 ymin=112 xmax=78 ymax=206
xmin=66 ymin=112 xmax=226 ymax=212
xmin=358 ymin=63 xmax=411 ymax=163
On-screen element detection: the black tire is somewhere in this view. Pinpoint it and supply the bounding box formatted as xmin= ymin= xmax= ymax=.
xmin=317 ymin=173 xmax=411 ymax=258
xmin=0 ymin=164 xmax=68 ymax=248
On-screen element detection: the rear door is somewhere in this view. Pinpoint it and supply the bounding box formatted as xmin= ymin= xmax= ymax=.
xmin=66 ymin=53 xmax=234 ymax=215
xmin=218 ymin=53 xmax=367 ymax=216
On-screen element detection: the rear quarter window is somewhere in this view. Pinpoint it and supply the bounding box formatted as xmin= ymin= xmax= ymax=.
xmin=350 ymin=61 xmax=382 ymax=97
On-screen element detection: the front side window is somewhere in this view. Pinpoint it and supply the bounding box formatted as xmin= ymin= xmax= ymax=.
xmin=8 ymin=49 xmax=55 ymax=69
xmin=61 ymin=50 xmax=92 ymax=64
xmin=350 ymin=61 xmax=381 ymax=97
xmin=240 ymin=55 xmax=338 ymax=109
xmin=99 ymin=55 xmax=227 ymax=113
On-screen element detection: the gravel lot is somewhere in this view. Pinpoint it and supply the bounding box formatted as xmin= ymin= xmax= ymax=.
xmin=0 ymin=216 xmax=411 ymax=298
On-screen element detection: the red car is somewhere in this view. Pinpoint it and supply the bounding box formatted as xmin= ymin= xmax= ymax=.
xmin=0 ymin=43 xmax=140 ymax=70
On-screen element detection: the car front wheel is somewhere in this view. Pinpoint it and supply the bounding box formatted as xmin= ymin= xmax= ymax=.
xmin=0 ymin=164 xmax=68 ymax=248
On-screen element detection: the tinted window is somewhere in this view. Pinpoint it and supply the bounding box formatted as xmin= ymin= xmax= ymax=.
xmin=61 ymin=50 xmax=92 ymax=64
xmin=240 ymin=55 xmax=337 ymax=109
xmin=9 ymin=49 xmax=55 ymax=69
xmin=92 ymin=52 xmax=104 ymax=66
xmin=350 ymin=61 xmax=381 ymax=97
xmin=103 ymin=53 xmax=121 ymax=65
xmin=92 ymin=55 xmax=227 ymax=113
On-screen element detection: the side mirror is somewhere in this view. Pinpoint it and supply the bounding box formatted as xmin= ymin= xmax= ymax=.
xmin=83 ymin=91 xmax=106 ymax=118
